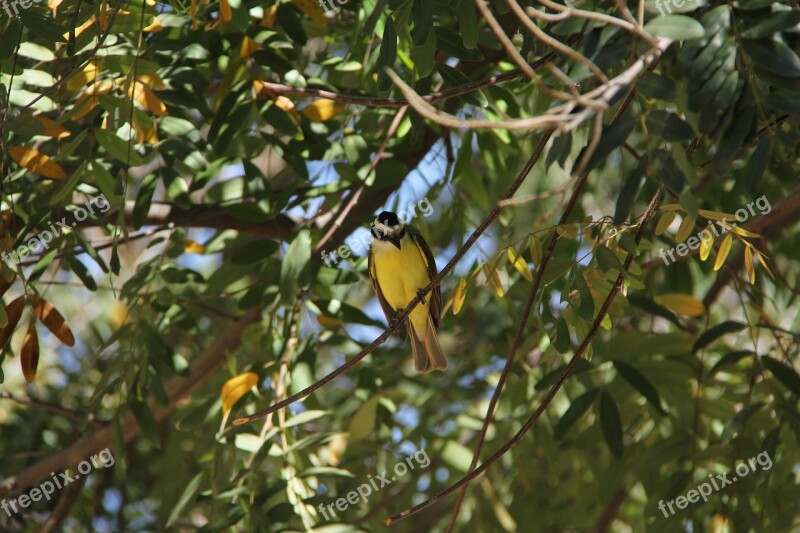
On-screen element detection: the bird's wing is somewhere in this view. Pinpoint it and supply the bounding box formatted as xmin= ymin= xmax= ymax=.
xmin=368 ymin=245 xmax=407 ymax=338
xmin=409 ymin=231 xmax=442 ymax=329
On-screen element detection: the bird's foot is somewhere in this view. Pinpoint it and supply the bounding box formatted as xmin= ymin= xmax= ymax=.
xmin=416 ymin=289 xmax=427 ymax=305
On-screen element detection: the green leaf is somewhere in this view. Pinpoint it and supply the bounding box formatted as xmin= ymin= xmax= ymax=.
xmin=742 ymin=39 xmax=800 ymax=78
xmin=571 ymin=267 xmax=594 ymax=322
xmin=613 ymin=360 xmax=667 ymax=415
xmin=95 ymin=129 xmax=143 ymax=166
xmin=637 ymin=71 xmax=677 ymax=101
xmin=614 ymin=158 xmax=647 ymax=225
xmin=411 ymin=26 xmax=437 ymax=79
xmin=744 ymin=137 xmax=772 ymax=195
xmin=554 ymin=389 xmax=598 ymax=440
xmin=709 ymin=350 xmax=754 ymax=376
xmin=742 ymin=11 xmax=800 ymax=40
xmin=762 ymin=356 xmax=800 ymax=395
xmin=595 ymin=246 xmax=625 ymax=275
xmin=167 ymin=472 xmax=204 ymax=527
xmin=581 ymin=115 xmax=636 ymax=173
xmin=599 ymin=391 xmax=624 ymax=458
xmin=455 ymin=0 xmax=479 ymax=49
xmin=692 ymin=321 xmax=746 ymax=353
xmin=231 ymin=239 xmax=280 ymax=264
xmin=646 ymin=110 xmax=695 ymax=141
xmin=349 ymin=396 xmax=379 ymax=442
xmin=132 ymin=173 xmax=158 ymax=230
xmin=0 ymin=19 xmax=21 ymax=61
xmin=18 ymin=11 xmax=68 ymax=43
xmin=627 ymin=294 xmax=685 ymax=330
xmin=377 ymin=17 xmax=398 ymax=91
xmin=411 ymin=0 xmax=432 ymax=46
xmin=66 ymin=255 xmax=97 ymax=291
xmin=279 ymin=229 xmax=311 ymax=302
xmin=644 ymin=15 xmax=705 ymax=40
xmin=553 ymin=317 xmax=571 ymax=353
xmin=653 ymin=151 xmax=686 ymax=194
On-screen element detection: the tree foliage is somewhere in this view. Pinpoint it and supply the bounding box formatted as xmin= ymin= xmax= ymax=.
xmin=1 ymin=0 xmax=799 ymax=531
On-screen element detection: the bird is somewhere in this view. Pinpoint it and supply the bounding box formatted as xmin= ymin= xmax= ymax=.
xmin=367 ymin=211 xmax=447 ymax=373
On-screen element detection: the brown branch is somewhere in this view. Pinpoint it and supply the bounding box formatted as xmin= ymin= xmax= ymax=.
xmin=231 ymin=129 xmax=557 ymax=426
xmin=0 ymin=308 xmax=261 ymax=498
xmin=0 ymin=392 xmax=103 ymax=429
xmin=590 ymin=487 xmax=626 ymax=533
xmin=385 ymin=189 xmax=663 ymax=525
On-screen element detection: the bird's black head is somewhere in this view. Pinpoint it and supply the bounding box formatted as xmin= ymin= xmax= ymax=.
xmin=371 ymin=211 xmax=405 ymax=246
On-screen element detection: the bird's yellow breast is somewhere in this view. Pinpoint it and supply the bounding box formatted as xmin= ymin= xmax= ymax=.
xmin=371 ymin=236 xmax=431 ymax=336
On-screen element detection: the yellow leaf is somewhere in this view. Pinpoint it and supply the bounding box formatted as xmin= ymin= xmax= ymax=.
xmin=85 ymin=79 xmax=114 ymax=96
xmin=21 ymin=322 xmax=39 ymax=383
xmin=731 ymin=226 xmax=760 ymax=238
xmin=484 ymin=264 xmax=504 ymax=297
xmin=64 ymin=15 xmax=97 ymax=41
xmin=143 ymin=16 xmax=163 ymax=32
xmin=713 ymin=234 xmax=732 ymax=271
xmin=260 ymin=4 xmax=278 ymax=27
xmin=137 ymin=72 xmax=165 ymax=89
xmin=219 ymin=0 xmax=232 ymax=21
xmin=317 ymin=315 xmax=344 ymax=329
xmin=240 ymin=36 xmax=260 ymax=59
xmin=48 ymin=0 xmax=64 ymax=8
xmin=744 ymin=245 xmax=755 ymax=285
xmin=300 ymin=99 xmax=344 ymax=122
xmin=754 ymin=250 xmax=774 ymax=280
xmin=292 ymin=0 xmax=328 ymax=27
xmin=0 ymin=296 xmax=25 ymax=351
xmin=660 ymin=203 xmax=683 ymax=211
xmin=697 ymin=209 xmax=737 ymax=222
xmin=70 ymin=94 xmax=97 ymax=120
xmin=133 ymin=119 xmax=159 ymax=144
xmin=452 ymin=277 xmax=467 ymax=315
xmin=181 ymin=238 xmax=205 ymax=254
xmin=99 ymin=0 xmax=108 ymax=30
xmin=507 ymin=248 xmax=532 ymax=281
xmin=221 ymin=372 xmax=259 ymax=413
xmin=35 ymin=116 xmax=70 ymax=139
xmin=190 ymin=0 xmax=198 ymax=30
xmin=9 ymin=146 xmax=66 ymax=179
xmin=66 ymin=62 xmax=99 ymax=91
xmin=675 ymin=215 xmax=695 ymax=243
xmin=555 ymin=224 xmax=578 ymax=239
xmin=128 ymin=81 xmax=167 ymax=116
xmin=660 ymin=293 xmax=705 ymax=317
xmin=699 ymin=232 xmax=713 ymax=261
xmin=655 ymin=210 xmax=676 ymax=236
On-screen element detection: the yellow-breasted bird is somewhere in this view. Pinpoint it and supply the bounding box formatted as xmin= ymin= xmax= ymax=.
xmin=368 ymin=211 xmax=447 ymax=372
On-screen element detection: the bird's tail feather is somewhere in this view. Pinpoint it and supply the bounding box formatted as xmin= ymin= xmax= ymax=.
xmin=409 ymin=316 xmax=447 ymax=373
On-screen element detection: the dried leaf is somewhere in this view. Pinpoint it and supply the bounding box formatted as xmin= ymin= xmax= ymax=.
xmin=483 ymin=264 xmax=504 ymax=297
xmin=221 ymin=372 xmax=259 ymax=413
xmin=30 ymin=294 xmax=75 ymax=346
xmin=697 ymin=209 xmax=737 ymax=222
xmin=21 ymin=323 xmax=39 ymax=383
xmin=128 ymin=81 xmax=167 ymax=117
xmin=9 ymin=146 xmax=66 ymax=179
xmin=731 ymin=226 xmax=760 ymax=238
xmin=317 ymin=315 xmax=344 ymax=329
xmin=713 ymin=234 xmax=732 ymax=271
xmin=143 ymin=16 xmax=163 ymax=32
xmin=35 ymin=116 xmax=71 ymax=139
xmin=260 ymin=4 xmax=278 ymax=27
xmin=182 ymin=239 xmax=205 ymax=254
xmin=529 ymin=234 xmax=543 ymax=267
xmin=300 ymin=99 xmax=344 ymax=122
xmin=0 ymin=296 xmax=25 ymax=350
xmin=219 ymin=0 xmax=232 ymax=21
xmin=240 ymin=36 xmax=260 ymax=59
xmin=755 ymin=250 xmax=774 ymax=279
xmin=660 ymin=293 xmax=705 ymax=317
xmin=292 ymin=0 xmax=328 ymax=26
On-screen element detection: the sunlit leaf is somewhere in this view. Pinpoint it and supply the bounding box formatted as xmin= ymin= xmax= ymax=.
xmin=659 ymin=293 xmax=705 ymax=317
xmin=221 ymin=372 xmax=259 ymax=413
xmin=9 ymin=146 xmax=66 ymax=179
